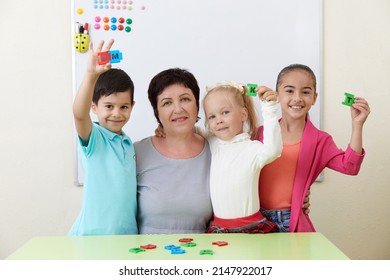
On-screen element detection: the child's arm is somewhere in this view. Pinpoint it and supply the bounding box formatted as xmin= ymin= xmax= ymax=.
xmin=154 ymin=124 xmax=213 ymax=140
xmin=256 ymin=86 xmax=283 ymax=163
xmin=194 ymin=126 xmax=213 ymax=141
xmin=73 ymin=39 xmax=114 ymax=142
xmin=348 ymin=97 xmax=370 ymax=154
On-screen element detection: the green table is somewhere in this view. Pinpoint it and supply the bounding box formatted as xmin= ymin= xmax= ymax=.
xmin=6 ymin=233 xmax=349 ymax=260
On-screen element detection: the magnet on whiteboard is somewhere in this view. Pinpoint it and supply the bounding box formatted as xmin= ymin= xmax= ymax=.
xmin=98 ymin=50 xmax=123 ymax=65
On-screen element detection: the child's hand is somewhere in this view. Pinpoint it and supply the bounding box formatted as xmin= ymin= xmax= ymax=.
xmin=87 ymin=39 xmax=115 ymax=75
xmin=257 ymin=86 xmax=278 ymax=102
xmin=351 ymin=97 xmax=370 ymax=126
xmin=154 ymin=124 xmax=166 ymax=138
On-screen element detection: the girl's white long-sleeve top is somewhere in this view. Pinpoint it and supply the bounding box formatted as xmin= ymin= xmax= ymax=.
xmin=208 ymin=101 xmax=282 ymax=219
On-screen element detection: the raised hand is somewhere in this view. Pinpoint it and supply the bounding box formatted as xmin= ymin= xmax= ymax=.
xmin=256 ymin=86 xmax=278 ymax=102
xmin=351 ymin=97 xmax=370 ymax=127
xmin=86 ymin=39 xmax=115 ymax=75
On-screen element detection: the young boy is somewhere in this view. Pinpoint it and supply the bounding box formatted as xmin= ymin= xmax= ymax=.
xmin=69 ymin=39 xmax=138 ymax=235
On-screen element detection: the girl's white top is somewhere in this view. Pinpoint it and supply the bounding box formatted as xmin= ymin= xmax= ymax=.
xmin=208 ymin=101 xmax=282 ymax=219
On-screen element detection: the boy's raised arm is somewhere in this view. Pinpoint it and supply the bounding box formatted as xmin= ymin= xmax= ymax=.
xmin=73 ymin=39 xmax=114 ymax=141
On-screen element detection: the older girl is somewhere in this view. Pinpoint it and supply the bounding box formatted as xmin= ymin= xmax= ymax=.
xmin=258 ymin=64 xmax=370 ymax=232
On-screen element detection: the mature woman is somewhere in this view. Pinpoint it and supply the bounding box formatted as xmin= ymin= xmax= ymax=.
xmin=134 ymin=68 xmax=213 ymax=234
xmin=134 ymin=68 xmax=310 ymax=234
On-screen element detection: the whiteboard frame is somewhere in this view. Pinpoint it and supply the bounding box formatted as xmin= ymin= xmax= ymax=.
xmin=71 ymin=0 xmax=323 ymax=186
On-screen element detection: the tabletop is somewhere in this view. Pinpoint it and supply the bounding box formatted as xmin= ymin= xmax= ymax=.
xmin=6 ymin=232 xmax=349 ymax=260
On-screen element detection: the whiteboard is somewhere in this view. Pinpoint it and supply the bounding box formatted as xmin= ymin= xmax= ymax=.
xmin=72 ymin=0 xmax=323 ymax=185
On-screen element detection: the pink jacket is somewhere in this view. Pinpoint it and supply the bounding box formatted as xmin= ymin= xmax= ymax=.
xmin=258 ymin=118 xmax=365 ymax=232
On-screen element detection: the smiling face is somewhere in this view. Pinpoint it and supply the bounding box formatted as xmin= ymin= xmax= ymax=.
xmin=277 ymin=69 xmax=318 ymax=121
xmin=156 ymin=84 xmax=199 ymax=136
xmin=203 ymin=89 xmax=248 ymax=141
xmin=91 ymin=90 xmax=134 ymax=134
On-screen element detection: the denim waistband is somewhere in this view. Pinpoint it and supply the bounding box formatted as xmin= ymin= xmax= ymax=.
xmin=260 ymin=208 xmax=291 ymax=215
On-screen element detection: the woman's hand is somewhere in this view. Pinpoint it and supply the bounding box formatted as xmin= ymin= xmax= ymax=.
xmin=303 ymin=189 xmax=311 ymax=214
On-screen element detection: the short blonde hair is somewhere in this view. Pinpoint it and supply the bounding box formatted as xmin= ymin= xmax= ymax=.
xmin=203 ymin=81 xmax=258 ymax=139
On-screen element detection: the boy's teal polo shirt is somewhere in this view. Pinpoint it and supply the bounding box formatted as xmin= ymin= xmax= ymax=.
xmin=69 ymin=122 xmax=138 ymax=235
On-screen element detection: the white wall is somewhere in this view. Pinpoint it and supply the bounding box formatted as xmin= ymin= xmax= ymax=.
xmin=312 ymin=0 xmax=390 ymax=259
xmin=0 ymin=0 xmax=389 ymax=260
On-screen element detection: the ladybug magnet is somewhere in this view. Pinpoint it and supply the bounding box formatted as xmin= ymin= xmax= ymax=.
xmin=74 ymin=22 xmax=89 ymax=53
